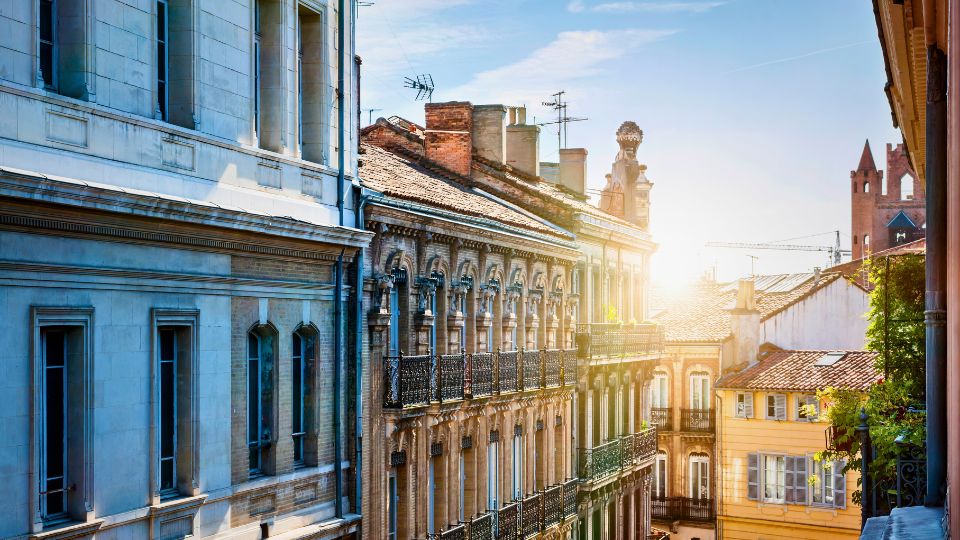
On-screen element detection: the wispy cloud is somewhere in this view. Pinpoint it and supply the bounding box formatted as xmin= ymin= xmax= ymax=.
xmin=724 ymin=40 xmax=873 ymax=73
xmin=568 ymin=1 xmax=726 ymax=14
xmin=446 ymin=28 xmax=676 ymax=106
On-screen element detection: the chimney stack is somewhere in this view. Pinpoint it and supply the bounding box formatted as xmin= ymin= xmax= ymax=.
xmin=726 ymin=279 xmax=760 ymax=372
xmin=506 ymin=106 xmax=540 ymax=176
xmin=471 ymin=105 xmax=507 ymax=164
xmin=424 ymin=101 xmax=473 ymax=177
xmin=559 ymin=148 xmax=588 ymax=197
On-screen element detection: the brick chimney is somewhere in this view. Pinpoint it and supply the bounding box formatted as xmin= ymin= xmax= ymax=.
xmin=559 ymin=148 xmax=588 ymax=197
xmin=424 ymin=101 xmax=473 ymax=177
xmin=726 ymin=279 xmax=760 ymax=372
xmin=506 ymin=106 xmax=540 ymax=176
xmin=472 ymin=104 xmax=507 ymax=164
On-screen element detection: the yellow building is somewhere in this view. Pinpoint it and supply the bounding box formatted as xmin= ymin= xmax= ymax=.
xmin=715 ymin=350 xmax=878 ymax=540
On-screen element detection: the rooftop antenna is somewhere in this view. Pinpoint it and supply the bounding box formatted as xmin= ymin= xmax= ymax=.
xmin=357 ymin=1 xmax=375 ymax=7
xmin=539 ymin=90 xmax=587 ymax=149
xmin=362 ymin=108 xmax=383 ymax=126
xmin=746 ymin=254 xmax=759 ymax=276
xmin=404 ymin=74 xmax=435 ymax=102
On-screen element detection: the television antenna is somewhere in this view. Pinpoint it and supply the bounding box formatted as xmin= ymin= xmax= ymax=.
xmin=539 ymin=90 xmax=587 ymax=149
xmin=362 ymin=108 xmax=383 ymax=125
xmin=404 ymin=74 xmax=435 ymax=102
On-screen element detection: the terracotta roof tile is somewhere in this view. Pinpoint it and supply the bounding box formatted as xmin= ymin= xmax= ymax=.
xmin=715 ymin=350 xmax=880 ymax=392
xmin=359 ymin=143 xmax=568 ymax=239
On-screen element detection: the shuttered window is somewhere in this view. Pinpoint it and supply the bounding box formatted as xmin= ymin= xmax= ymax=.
xmin=811 ymin=458 xmax=846 ymax=508
xmin=796 ymin=395 xmax=820 ymax=422
xmin=784 ymin=456 xmax=808 ymax=504
xmin=765 ymin=394 xmax=787 ymax=420
xmin=735 ymin=392 xmax=753 ymax=418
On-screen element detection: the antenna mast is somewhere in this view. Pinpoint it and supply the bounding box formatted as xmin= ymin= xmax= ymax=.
xmin=540 ymin=90 xmax=587 ymax=149
xmin=403 ymin=74 xmax=435 ymax=102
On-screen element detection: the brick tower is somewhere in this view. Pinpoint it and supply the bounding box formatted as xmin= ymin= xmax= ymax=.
xmin=850 ymin=140 xmax=925 ymax=259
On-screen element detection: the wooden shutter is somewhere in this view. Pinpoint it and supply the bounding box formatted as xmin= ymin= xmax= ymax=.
xmin=794 ymin=457 xmax=808 ymax=504
xmin=747 ymin=453 xmax=759 ymax=500
xmin=743 ymin=392 xmax=754 ymax=418
xmin=784 ymin=456 xmax=796 ymax=503
xmin=833 ymin=460 xmax=846 ymax=508
xmin=775 ymin=394 xmax=787 ymax=420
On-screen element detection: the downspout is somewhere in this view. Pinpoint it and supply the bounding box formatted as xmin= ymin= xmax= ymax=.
xmin=354 ymin=189 xmax=370 ymax=517
xmin=333 ymin=0 xmax=348 ymax=519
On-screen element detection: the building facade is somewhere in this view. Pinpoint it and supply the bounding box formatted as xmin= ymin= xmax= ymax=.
xmin=850 ymin=140 xmax=924 ymax=259
xmin=714 ymin=350 xmax=877 ymax=540
xmin=0 ymin=1 xmax=369 ymax=539
xmin=357 ymin=103 xmax=662 ymax=540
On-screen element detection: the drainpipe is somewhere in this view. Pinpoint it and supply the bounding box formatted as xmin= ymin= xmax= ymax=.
xmin=925 ymin=44 xmax=948 ymax=507
xmin=332 ymin=0 xmax=348 ymax=519
xmin=354 ymin=188 xmax=370 ymax=517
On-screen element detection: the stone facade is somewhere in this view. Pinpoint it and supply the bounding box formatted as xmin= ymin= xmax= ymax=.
xmin=850 ymin=141 xmax=925 ymax=259
xmin=0 ymin=2 xmax=368 ymax=540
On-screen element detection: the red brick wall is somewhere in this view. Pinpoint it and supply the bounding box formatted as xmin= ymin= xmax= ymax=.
xmin=424 ymin=102 xmax=473 ymax=177
xmin=362 ymin=123 xmax=425 ymax=156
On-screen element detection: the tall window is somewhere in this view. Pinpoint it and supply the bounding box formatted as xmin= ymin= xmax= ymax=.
xmin=512 ymin=431 xmax=523 ymax=500
xmin=387 ymin=473 xmax=398 ymax=540
xmin=296 ymin=6 xmax=304 ymax=156
xmin=158 ymin=329 xmax=178 ymax=494
xmin=765 ymin=393 xmax=787 ymax=420
xmin=689 ymin=453 xmax=709 ymax=499
xmin=429 ymin=291 xmax=437 ymax=354
xmin=253 ymin=1 xmax=262 ymax=138
xmin=864 ymin=234 xmax=871 ymax=250
xmin=248 ymin=330 xmax=274 ymax=475
xmin=487 ymin=436 xmax=499 ymax=511
xmin=651 ymin=371 xmax=668 ymax=408
xmin=690 ymin=372 xmax=709 ymax=410
xmin=41 ymin=329 xmax=68 ymax=520
xmin=811 ymin=459 xmax=834 ymax=505
xmin=763 ymin=455 xmax=785 ymax=503
xmin=654 ymin=451 xmax=667 ymax=498
xmin=459 ymin=452 xmax=466 ymax=522
xmin=39 ymin=0 xmax=57 ymax=90
xmin=292 ymin=331 xmax=315 ymax=466
xmin=427 ymin=457 xmax=436 ymax=535
xmin=389 ymin=286 xmax=400 ymax=356
xmin=863 ymin=181 xmax=870 ymax=193
xmin=901 ymin=174 xmax=914 ymax=200
xmin=156 ymin=0 xmax=169 ymax=120
xmin=509 ymin=296 xmax=518 ymax=349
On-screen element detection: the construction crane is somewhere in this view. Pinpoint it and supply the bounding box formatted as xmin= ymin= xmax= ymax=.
xmin=706 ymin=230 xmax=852 ymax=266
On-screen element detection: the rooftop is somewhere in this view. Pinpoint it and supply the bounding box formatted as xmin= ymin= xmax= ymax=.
xmin=715 ymin=349 xmax=879 ymax=392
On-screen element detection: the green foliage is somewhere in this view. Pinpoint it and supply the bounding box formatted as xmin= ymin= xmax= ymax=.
xmin=818 ymin=254 xmax=926 ymax=507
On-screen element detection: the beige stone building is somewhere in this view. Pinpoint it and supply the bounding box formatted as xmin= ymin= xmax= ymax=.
xmin=358 ymin=103 xmax=663 ymax=540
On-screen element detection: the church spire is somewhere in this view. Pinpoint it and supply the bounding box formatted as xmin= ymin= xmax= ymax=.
xmin=857 ymin=139 xmax=878 ymax=172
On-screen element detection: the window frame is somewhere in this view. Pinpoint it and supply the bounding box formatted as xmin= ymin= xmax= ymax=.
xmin=654 ymin=451 xmax=668 ymax=498
xmin=735 ymin=391 xmax=754 ymax=419
xmin=796 ymin=394 xmax=820 ymax=422
xmin=689 ymin=453 xmax=709 ymax=499
xmin=761 ymin=453 xmax=786 ymax=504
xmin=689 ymin=371 xmax=710 ymax=410
xmin=291 ymin=327 xmax=318 ymax=468
xmin=156 ymin=0 xmax=169 ymax=120
xmin=651 ymin=371 xmax=669 ymax=409
xmin=39 ymin=0 xmax=58 ymax=91
xmin=765 ymin=393 xmax=787 ymax=421
xmin=247 ymin=323 xmax=278 ymax=477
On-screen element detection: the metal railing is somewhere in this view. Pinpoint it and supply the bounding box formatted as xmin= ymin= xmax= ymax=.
xmin=681 ymin=408 xmax=715 ymax=432
xmin=520 ymin=492 xmax=542 ymax=538
xmin=578 ymin=427 xmax=658 ymax=482
xmin=562 ymin=478 xmax=578 ymax=518
xmin=496 ymin=501 xmax=520 ymax=540
xmin=651 ymin=496 xmax=715 ymax=523
xmin=438 ymin=523 xmax=466 ymax=540
xmin=575 ymin=323 xmax=664 ymax=359
xmin=542 ymin=484 xmax=562 ymax=528
xmin=859 ymin=409 xmax=928 ymax=525
xmin=384 ymin=348 xmax=579 ymax=408
xmin=650 ymin=407 xmax=672 ymax=431
xmin=467 ymin=512 xmax=493 ymax=540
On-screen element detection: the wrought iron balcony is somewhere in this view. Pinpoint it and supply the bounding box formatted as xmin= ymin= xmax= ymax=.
xmin=496 ymin=501 xmax=519 ymax=540
xmin=575 ymin=323 xmax=664 ymax=359
xmin=651 ymin=496 xmax=715 ymax=523
xmin=650 ymin=407 xmax=672 ymax=431
xmin=542 ymin=484 xmax=562 ymax=528
xmin=497 ymin=350 xmax=520 ymax=394
xmin=521 ymin=350 xmax=541 ymax=391
xmin=437 ymin=352 xmax=466 ymax=402
xmin=578 ymin=427 xmax=658 ymax=482
xmin=520 ymin=492 xmax=542 ymax=538
xmin=470 ymin=352 xmax=494 ymax=398
xmin=562 ymin=349 xmax=577 ymax=386
xmin=437 ymin=523 xmax=466 ymax=540
xmin=681 ymin=408 xmax=715 ymax=432
xmin=384 ymin=353 xmax=432 ymax=408
xmin=544 ymin=349 xmax=562 ymax=388
xmin=467 ymin=512 xmax=493 ymax=540
xmin=562 ymin=478 xmax=578 ymax=518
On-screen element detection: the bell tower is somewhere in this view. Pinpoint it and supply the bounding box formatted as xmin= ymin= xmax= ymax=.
xmin=851 ymin=139 xmax=881 ymax=259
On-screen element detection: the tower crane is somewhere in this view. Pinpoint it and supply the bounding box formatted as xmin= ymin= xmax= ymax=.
xmin=705 ymin=231 xmax=852 ymax=266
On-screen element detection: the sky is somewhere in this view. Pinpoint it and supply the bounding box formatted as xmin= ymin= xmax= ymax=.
xmin=355 ymin=0 xmax=902 ymax=288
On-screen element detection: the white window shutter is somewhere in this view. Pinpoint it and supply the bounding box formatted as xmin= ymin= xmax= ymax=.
xmin=833 ymin=460 xmax=846 ymax=508
xmin=775 ymin=394 xmax=787 ymax=420
xmin=747 ymin=453 xmax=759 ymax=500
xmin=744 ymin=392 xmax=754 ymax=418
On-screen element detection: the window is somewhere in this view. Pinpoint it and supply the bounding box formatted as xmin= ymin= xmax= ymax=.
xmin=248 ymin=328 xmax=275 ymax=475
xmin=429 ymin=291 xmax=437 ymax=354
xmin=427 ymin=457 xmax=436 ymax=535
xmin=762 ymin=455 xmax=785 ymax=503
xmin=901 ymin=174 xmax=914 ymax=200
xmin=388 ymin=473 xmax=398 ymax=540
xmin=689 ymin=454 xmax=709 ymax=499
xmin=651 ymin=371 xmax=668 ymax=408
xmin=156 ymin=0 xmax=169 ymax=120
xmin=735 ymin=392 xmax=754 ymax=418
xmin=765 ymin=394 xmax=786 ymax=420
xmin=863 ymin=181 xmax=870 ymax=193
xmin=292 ymin=331 xmax=316 ymax=466
xmin=253 ymin=1 xmax=262 ymax=138
xmin=796 ymin=394 xmax=819 ymax=422
xmin=296 ymin=2 xmax=326 ymax=163
xmin=512 ymin=431 xmax=523 ymax=500
xmin=487 ymin=436 xmax=499 ymax=511
xmin=389 ymin=285 xmax=400 ymax=356
xmin=39 ymin=0 xmax=57 ymax=90
xmin=459 ymin=452 xmax=466 ymax=522
xmin=690 ymin=372 xmax=709 ymax=410
xmin=654 ymin=451 xmax=667 ymax=498
xmin=158 ymin=329 xmax=178 ymax=495
xmin=41 ymin=329 xmax=68 ymax=520
xmin=864 ymin=234 xmax=871 ymax=250
xmin=810 ymin=458 xmax=846 ymax=507
xmin=881 ymin=176 xmax=887 ymax=195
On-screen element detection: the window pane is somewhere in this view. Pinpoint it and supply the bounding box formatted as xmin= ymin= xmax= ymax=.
xmin=160 ymin=359 xmax=175 ymax=457
xmin=43 ymin=330 xmax=67 ymax=519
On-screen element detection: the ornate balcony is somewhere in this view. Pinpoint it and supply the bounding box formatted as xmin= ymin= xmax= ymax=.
xmin=520 ymin=492 xmax=542 ymax=538
xmin=651 ymin=496 xmax=715 ymax=523
xmin=681 ymin=408 xmax=715 ymax=432
xmin=521 ymin=350 xmax=541 ymax=391
xmin=496 ymin=501 xmax=519 ymax=540
xmin=575 ymin=323 xmax=663 ymax=359
xmin=384 ymin=353 xmax=432 ymax=408
xmin=470 ymin=352 xmax=494 ymax=398
xmin=437 ymin=352 xmax=466 ymax=402
xmin=497 ymin=350 xmax=520 ymax=394
xmin=562 ymin=349 xmax=577 ymax=386
xmin=562 ymin=478 xmax=578 ymax=518
xmin=467 ymin=512 xmax=493 ymax=540
xmin=578 ymin=427 xmax=658 ymax=483
xmin=438 ymin=523 xmax=466 ymax=540
xmin=544 ymin=349 xmax=562 ymax=388
xmin=543 ymin=484 xmax=562 ymax=528
xmin=650 ymin=407 xmax=672 ymax=431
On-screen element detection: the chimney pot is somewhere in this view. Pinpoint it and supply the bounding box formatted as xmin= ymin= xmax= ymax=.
xmin=424 ymin=101 xmax=473 ymax=177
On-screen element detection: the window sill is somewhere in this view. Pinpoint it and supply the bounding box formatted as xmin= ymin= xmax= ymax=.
xmin=150 ymin=493 xmax=207 ymax=517
xmin=31 ymin=519 xmax=104 ymax=540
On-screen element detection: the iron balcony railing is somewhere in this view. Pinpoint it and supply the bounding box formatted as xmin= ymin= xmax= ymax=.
xmin=520 ymin=492 xmax=542 ymax=538
xmin=496 ymin=501 xmax=520 ymax=540
xmin=651 ymin=496 xmax=715 ymax=523
xmin=384 ymin=349 xmax=578 ymax=408
xmin=578 ymin=427 xmax=658 ymax=482
xmin=681 ymin=408 xmax=715 ymax=432
xmin=562 ymin=478 xmax=578 ymax=518
xmin=437 ymin=522 xmax=466 ymax=540
xmin=467 ymin=512 xmax=493 ymax=540
xmin=650 ymin=407 xmax=672 ymax=431
xmin=575 ymin=323 xmax=664 ymax=359
xmin=542 ymin=484 xmax=562 ymax=528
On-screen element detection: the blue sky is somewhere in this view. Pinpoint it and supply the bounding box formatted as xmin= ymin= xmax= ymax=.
xmin=356 ymin=0 xmax=901 ymax=286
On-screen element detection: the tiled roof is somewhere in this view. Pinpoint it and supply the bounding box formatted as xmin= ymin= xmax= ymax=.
xmin=359 ymin=143 xmax=569 ymax=239
xmin=715 ymin=349 xmax=880 ymax=391
xmin=651 ymin=273 xmax=844 ymax=343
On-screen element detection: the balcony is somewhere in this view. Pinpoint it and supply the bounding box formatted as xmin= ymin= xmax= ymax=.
xmin=575 ymin=323 xmax=663 ymax=360
xmin=681 ymin=408 xmax=715 ymax=433
xmin=520 ymin=492 xmax=542 ymax=538
xmin=383 ymin=349 xmax=578 ymax=409
xmin=650 ymin=407 xmax=672 ymax=431
xmin=488 ymin=481 xmax=576 ymax=540
xmin=577 ymin=427 xmax=658 ymax=482
xmin=496 ymin=501 xmax=519 ymax=540
xmin=651 ymin=496 xmax=715 ymax=523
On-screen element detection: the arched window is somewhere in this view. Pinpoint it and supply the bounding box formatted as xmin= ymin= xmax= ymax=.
xmin=248 ymin=325 xmax=277 ymax=476
xmin=292 ymin=327 xmax=317 ymax=467
xmin=651 ymin=371 xmax=669 ymax=408
xmin=901 ymin=174 xmax=914 ymax=200
xmin=864 ymin=234 xmax=871 ymax=251
xmin=863 ymin=181 xmax=870 ymax=193
xmin=654 ymin=451 xmax=668 ymax=498
xmin=690 ymin=453 xmax=710 ymax=499
xmin=690 ymin=371 xmax=710 ymax=410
